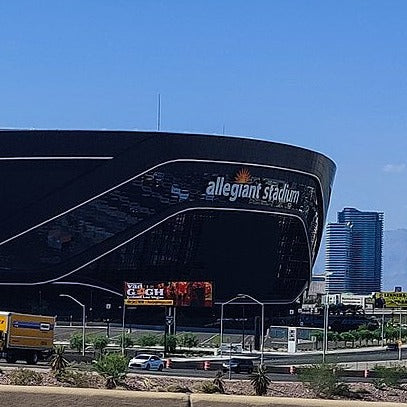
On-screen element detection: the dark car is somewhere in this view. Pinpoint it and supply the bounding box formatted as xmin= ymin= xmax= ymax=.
xmin=222 ymin=358 xmax=254 ymax=374
xmin=386 ymin=343 xmax=399 ymax=351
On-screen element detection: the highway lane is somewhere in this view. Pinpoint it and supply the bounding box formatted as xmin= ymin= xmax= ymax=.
xmin=0 ymin=346 xmax=402 ymax=385
xmin=0 ymin=347 xmax=400 ymax=369
xmin=0 ymin=349 xmax=400 ymax=370
xmin=263 ymin=349 xmax=401 ymax=366
xmin=0 ymin=360 xmax=380 ymax=383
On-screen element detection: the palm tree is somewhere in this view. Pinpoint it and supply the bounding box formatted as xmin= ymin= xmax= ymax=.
xmin=213 ymin=371 xmax=226 ymax=394
xmin=351 ymin=329 xmax=363 ymax=347
xmin=250 ymin=364 xmax=271 ymax=396
xmin=357 ymin=329 xmax=374 ymax=346
xmin=327 ymin=332 xmax=340 ymax=349
xmin=373 ymin=329 xmax=382 ymax=345
xmin=364 ymin=330 xmax=375 ymax=346
xmin=385 ymin=326 xmax=399 ymax=343
xmin=339 ymin=331 xmax=355 ymax=348
xmin=50 ymin=346 xmax=69 ymax=377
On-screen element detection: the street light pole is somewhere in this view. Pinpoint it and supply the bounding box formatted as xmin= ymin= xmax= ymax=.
xmin=220 ymin=296 xmax=243 ymax=357
xmin=323 ymin=296 xmax=329 ymax=364
xmin=219 ymin=294 xmax=265 ymax=366
xmin=381 ymin=313 xmax=385 ymax=347
xmin=238 ymin=294 xmax=265 ymax=366
xmin=59 ymin=294 xmax=86 ymax=357
xmin=322 ymin=273 xmax=333 ymax=364
xmin=392 ymin=301 xmax=403 ymax=361
xmin=121 ymin=304 xmax=126 ymax=356
xmin=261 ymin=302 xmax=265 ymax=366
xmin=399 ymin=307 xmax=402 ymax=361
xmin=220 ymin=303 xmax=224 ymax=357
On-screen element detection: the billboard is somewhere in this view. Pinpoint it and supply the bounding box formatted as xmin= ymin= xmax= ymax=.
xmin=124 ymin=281 xmax=213 ymax=307
xmin=373 ymin=292 xmax=407 ymax=308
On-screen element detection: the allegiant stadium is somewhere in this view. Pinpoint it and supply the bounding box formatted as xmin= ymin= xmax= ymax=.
xmin=0 ymin=130 xmax=335 ymax=325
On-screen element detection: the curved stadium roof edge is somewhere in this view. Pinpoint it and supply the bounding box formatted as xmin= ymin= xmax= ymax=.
xmin=0 ymin=128 xmax=336 ymax=169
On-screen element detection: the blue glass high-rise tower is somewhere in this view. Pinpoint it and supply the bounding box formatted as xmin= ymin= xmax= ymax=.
xmin=326 ymin=208 xmax=383 ymax=295
xmin=325 ymin=222 xmax=352 ymax=293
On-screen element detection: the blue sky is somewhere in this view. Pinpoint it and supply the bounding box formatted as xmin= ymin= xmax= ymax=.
xmin=1 ymin=1 xmax=406 ymax=230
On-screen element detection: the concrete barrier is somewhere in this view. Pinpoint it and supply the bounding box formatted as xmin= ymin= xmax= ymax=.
xmin=1 ymin=385 xmax=407 ymax=407
xmin=0 ymin=386 xmax=189 ymax=407
xmin=190 ymin=394 xmax=407 ymax=407
xmin=170 ymin=359 xmax=223 ymax=370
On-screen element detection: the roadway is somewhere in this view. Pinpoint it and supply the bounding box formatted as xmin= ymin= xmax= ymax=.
xmin=0 ymin=361 xmax=379 ymax=383
xmin=263 ymin=348 xmax=402 ymax=366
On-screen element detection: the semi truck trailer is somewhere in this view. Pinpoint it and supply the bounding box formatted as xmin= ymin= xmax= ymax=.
xmin=0 ymin=311 xmax=55 ymax=364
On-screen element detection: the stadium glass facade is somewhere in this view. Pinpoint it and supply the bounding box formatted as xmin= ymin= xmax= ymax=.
xmin=0 ymin=130 xmax=335 ymax=324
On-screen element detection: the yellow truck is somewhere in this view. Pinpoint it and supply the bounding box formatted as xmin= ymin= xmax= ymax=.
xmin=0 ymin=311 xmax=55 ymax=364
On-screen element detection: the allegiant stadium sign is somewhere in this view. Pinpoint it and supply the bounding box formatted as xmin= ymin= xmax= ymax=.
xmin=205 ymin=168 xmax=300 ymax=205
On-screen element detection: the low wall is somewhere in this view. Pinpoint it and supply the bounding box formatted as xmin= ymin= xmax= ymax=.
xmin=0 ymin=386 xmax=188 ymax=407
xmin=191 ymin=394 xmax=407 ymax=407
xmin=1 ymin=386 xmax=407 ymax=407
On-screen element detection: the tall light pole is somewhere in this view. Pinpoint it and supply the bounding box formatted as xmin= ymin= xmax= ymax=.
xmin=399 ymin=307 xmax=402 ymax=361
xmin=238 ymin=294 xmax=265 ymax=366
xmin=219 ymin=294 xmax=265 ymax=366
xmin=392 ymin=301 xmax=403 ymax=361
xmin=322 ymin=294 xmax=330 ymax=363
xmin=381 ymin=312 xmax=385 ymax=347
xmin=60 ymin=294 xmax=86 ymax=356
xmin=322 ymin=272 xmax=333 ymax=364
xmin=220 ymin=296 xmax=242 ymax=357
xmin=121 ymin=304 xmax=126 ymax=356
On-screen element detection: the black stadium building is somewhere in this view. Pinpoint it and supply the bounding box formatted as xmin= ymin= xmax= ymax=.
xmin=0 ymin=130 xmax=335 ymax=325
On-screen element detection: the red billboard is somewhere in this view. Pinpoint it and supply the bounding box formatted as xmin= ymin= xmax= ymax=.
xmin=124 ymin=281 xmax=213 ymax=307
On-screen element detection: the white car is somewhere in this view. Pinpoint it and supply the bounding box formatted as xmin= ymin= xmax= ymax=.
xmin=128 ymin=354 xmax=164 ymax=371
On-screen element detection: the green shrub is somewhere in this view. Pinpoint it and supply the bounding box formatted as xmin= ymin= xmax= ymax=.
xmin=298 ymin=364 xmax=349 ymax=398
xmin=69 ymin=332 xmax=87 ymax=353
xmin=159 ymin=334 xmax=178 ymax=353
xmin=136 ymin=333 xmax=159 ymax=347
xmin=250 ymin=364 xmax=271 ymax=396
xmin=208 ymin=335 xmax=220 ymax=347
xmin=372 ymin=365 xmax=407 ymax=389
xmin=55 ymin=370 xmax=95 ymax=388
xmin=166 ymin=334 xmax=178 ymax=353
xmin=177 ymin=332 xmax=199 ymax=348
xmin=118 ymin=333 xmax=134 ymax=348
xmin=89 ymin=334 xmax=109 ymax=356
xmin=8 ymin=368 xmax=43 ymax=386
xmin=166 ymin=384 xmax=192 ymax=393
xmin=93 ymin=352 xmax=128 ymax=389
xmin=200 ymin=381 xmax=223 ymax=393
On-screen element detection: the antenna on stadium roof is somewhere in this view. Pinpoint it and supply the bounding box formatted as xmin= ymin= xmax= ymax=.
xmin=157 ymin=93 xmax=161 ymax=131
xmin=222 ymin=124 xmax=225 ymax=135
